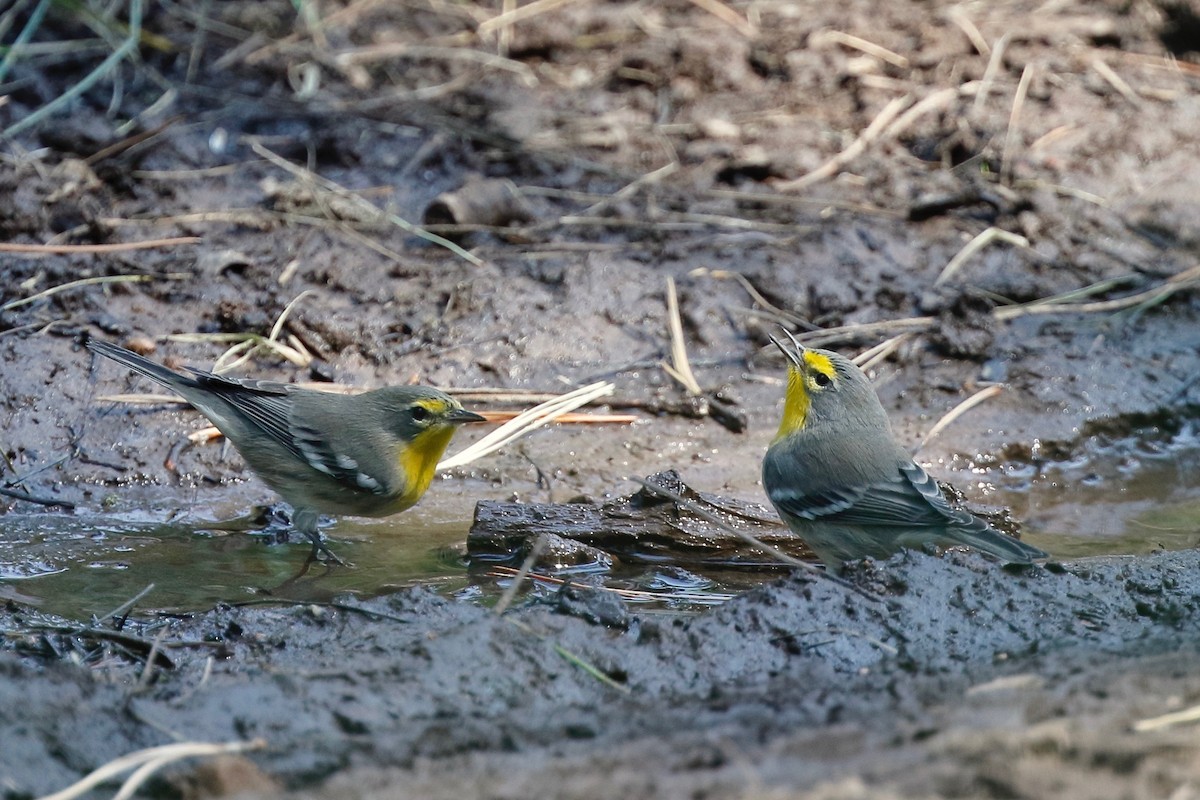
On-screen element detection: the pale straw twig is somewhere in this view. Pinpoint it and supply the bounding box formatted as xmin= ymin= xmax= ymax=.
xmin=912 ymin=385 xmax=1003 ymax=457
xmin=437 ymin=382 xmax=615 ymax=470
xmin=34 ymin=739 xmax=267 ymax=800
xmin=662 ymin=276 xmax=703 ymax=396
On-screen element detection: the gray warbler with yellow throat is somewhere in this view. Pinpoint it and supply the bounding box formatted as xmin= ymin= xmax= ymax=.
xmin=87 ymin=339 xmax=485 ymax=563
xmin=762 ymin=330 xmax=1047 ymax=572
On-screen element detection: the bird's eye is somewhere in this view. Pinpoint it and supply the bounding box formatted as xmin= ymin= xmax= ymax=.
xmin=812 ymin=372 xmax=832 ymax=388
xmin=410 ymin=405 xmax=431 ymax=422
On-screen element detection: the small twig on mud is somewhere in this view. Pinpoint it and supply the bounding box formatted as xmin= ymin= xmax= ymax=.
xmin=628 ymin=476 xmax=887 ymax=604
xmin=701 ymin=187 xmax=900 ymax=218
xmin=973 ymin=33 xmax=1011 ymax=114
xmin=662 ymin=276 xmax=703 ymax=396
xmin=796 ymin=317 xmax=937 ymax=348
xmin=554 ymin=644 xmax=632 ymax=694
xmin=853 ymin=333 xmax=911 ymax=373
xmin=2 ymin=272 xmax=192 ymax=312
xmin=332 ymin=42 xmax=537 ymax=87
xmin=0 ymin=236 xmax=200 ymax=257
xmin=686 ymin=0 xmax=756 ymax=38
xmin=882 ymin=82 xmax=979 ymax=140
xmin=691 ymin=267 xmax=818 ymax=331
xmin=1000 ymin=62 xmax=1036 ymax=185
xmin=991 ymin=264 xmax=1200 ymax=321
xmin=1091 ymin=58 xmax=1143 ymax=108
xmin=775 ymin=93 xmax=912 ymax=192
xmin=578 ymin=161 xmax=678 ymax=217
xmin=935 ymin=227 xmax=1032 ymax=286
xmin=493 ymin=533 xmax=549 ymax=615
xmin=96 ymin=583 xmax=157 ymax=625
xmin=477 ymin=0 xmax=585 ymax=37
xmin=1133 ymin=703 xmax=1200 ymax=733
xmin=139 ymin=627 xmax=170 ymax=687
xmin=1012 ymin=179 xmax=1107 ymax=207
xmin=0 ymin=484 xmax=76 ymax=509
xmin=912 ymin=385 xmax=1003 ymax=457
xmin=85 ymin=114 xmax=184 ymax=166
xmin=948 ymin=8 xmax=990 ymax=56
xmin=249 ymin=141 xmax=483 ymax=266
xmin=437 ymin=382 xmax=615 ymax=470
xmin=34 ymin=739 xmax=267 ymax=800
xmin=810 ymin=30 xmax=908 ymax=69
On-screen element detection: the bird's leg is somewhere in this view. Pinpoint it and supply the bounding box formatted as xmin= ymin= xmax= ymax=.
xmin=292 ymin=508 xmax=349 ymax=566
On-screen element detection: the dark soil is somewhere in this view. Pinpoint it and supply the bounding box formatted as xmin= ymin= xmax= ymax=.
xmin=3 ymin=0 xmax=1200 ymax=797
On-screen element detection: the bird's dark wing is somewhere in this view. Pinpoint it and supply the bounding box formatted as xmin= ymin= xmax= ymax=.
xmin=183 ymin=368 xmax=310 ymax=465
xmin=288 ymin=420 xmax=386 ymax=494
xmin=768 ymin=461 xmax=975 ymax=529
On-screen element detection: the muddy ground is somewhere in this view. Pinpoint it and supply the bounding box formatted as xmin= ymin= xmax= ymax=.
xmin=3 ymin=0 xmax=1200 ymax=797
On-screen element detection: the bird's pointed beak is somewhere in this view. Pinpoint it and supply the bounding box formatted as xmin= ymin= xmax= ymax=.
xmin=447 ymin=407 xmax=487 ymax=424
xmin=767 ymin=329 xmax=807 ymax=374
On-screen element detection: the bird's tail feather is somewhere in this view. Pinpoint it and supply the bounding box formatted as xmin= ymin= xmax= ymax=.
xmin=948 ymin=525 xmax=1047 ymax=564
xmin=86 ymin=339 xmax=192 ymax=391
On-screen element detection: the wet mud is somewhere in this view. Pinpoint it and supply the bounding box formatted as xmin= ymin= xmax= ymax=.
xmin=3 ymin=0 xmax=1200 ymax=796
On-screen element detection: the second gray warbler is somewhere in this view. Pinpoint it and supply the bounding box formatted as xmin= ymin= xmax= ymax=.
xmin=87 ymin=339 xmax=485 ymax=563
xmin=762 ymin=331 xmax=1047 ymax=572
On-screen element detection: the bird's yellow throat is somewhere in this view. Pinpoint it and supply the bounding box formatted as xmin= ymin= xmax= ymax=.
xmin=772 ymin=350 xmax=836 ymax=443
xmin=396 ymin=425 xmax=457 ymax=509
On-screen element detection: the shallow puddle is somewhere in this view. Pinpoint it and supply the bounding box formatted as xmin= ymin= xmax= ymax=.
xmin=3 ymin=434 xmax=1198 ymax=620
xmin=957 ymin=424 xmax=1200 ymax=559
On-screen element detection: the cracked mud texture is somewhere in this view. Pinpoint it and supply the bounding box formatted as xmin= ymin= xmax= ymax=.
xmin=2 ymin=0 xmax=1200 ymax=797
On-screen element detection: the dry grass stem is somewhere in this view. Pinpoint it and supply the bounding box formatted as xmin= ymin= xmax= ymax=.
xmin=1001 ymin=62 xmax=1035 ymax=185
xmin=913 ymin=385 xmax=1003 ymax=456
xmin=437 ymin=381 xmax=615 ymax=470
xmin=992 ymin=265 xmax=1200 ymax=321
xmin=249 ymin=142 xmax=483 ymax=266
xmin=973 ymin=32 xmax=1011 ymax=114
xmin=949 ymin=9 xmax=990 ymax=56
xmin=686 ymin=0 xmax=757 ymax=38
xmin=579 ymin=161 xmax=678 ymax=216
xmin=0 ymin=236 xmax=200 ymax=255
xmin=35 ymin=739 xmax=267 ymax=800
xmin=492 ymin=533 xmax=548 ymax=615
xmin=796 ymin=316 xmax=936 ymax=348
xmin=1134 ymin=703 xmax=1200 ymax=732
xmin=935 ymin=227 xmax=1031 ymax=286
xmin=776 ymin=93 xmax=912 ymax=192
xmin=1091 ymin=58 xmax=1143 ymax=107
xmin=853 ymin=333 xmax=912 ymax=373
xmin=477 ymin=0 xmax=583 ymax=37
xmin=691 ymin=267 xmax=815 ymax=330
xmin=883 ymin=82 xmax=979 ymax=140
xmin=333 ymin=43 xmax=537 ymax=86
xmin=1 ymin=273 xmax=191 ymax=312
xmin=1012 ymin=179 xmax=1106 ymax=206
xmin=810 ymin=30 xmax=908 ymax=69
xmin=663 ymin=276 xmax=703 ymax=396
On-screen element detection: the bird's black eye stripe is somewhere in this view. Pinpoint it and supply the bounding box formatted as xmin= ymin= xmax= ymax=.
xmin=812 ymin=372 xmax=832 ymax=388
xmin=410 ymin=405 xmax=431 ymax=422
